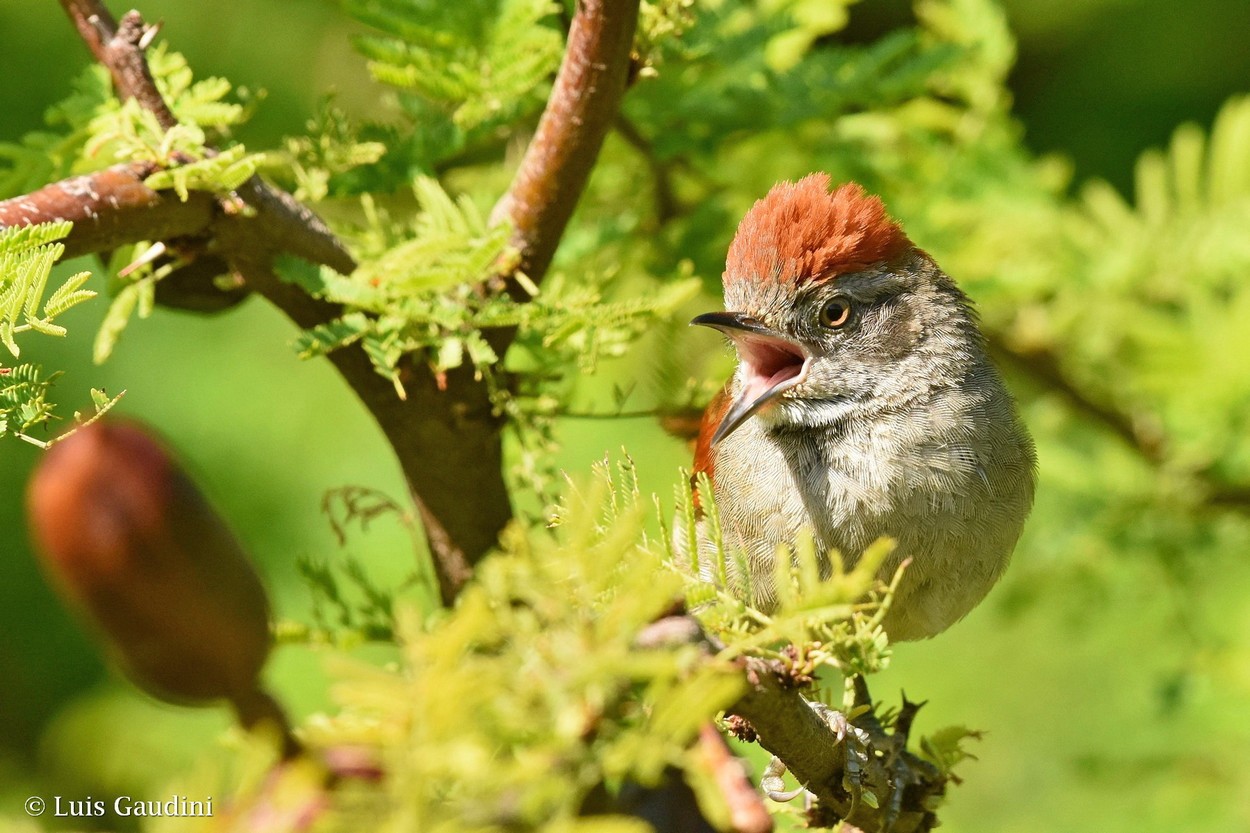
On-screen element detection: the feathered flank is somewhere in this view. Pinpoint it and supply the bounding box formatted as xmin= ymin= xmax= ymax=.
xmin=724 ymin=175 xmax=912 ymax=287
xmin=691 ymin=383 xmax=733 ymax=507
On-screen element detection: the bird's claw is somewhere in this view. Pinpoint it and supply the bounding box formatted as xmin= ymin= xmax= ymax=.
xmin=761 ymin=702 xmax=878 ymax=809
xmin=761 ymin=755 xmax=809 ymax=803
xmin=755 ymin=684 xmax=945 ymax=832
xmin=808 ymin=701 xmax=872 ymax=800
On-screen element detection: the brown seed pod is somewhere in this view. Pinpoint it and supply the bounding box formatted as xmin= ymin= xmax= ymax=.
xmin=26 ymin=420 xmax=272 ymax=706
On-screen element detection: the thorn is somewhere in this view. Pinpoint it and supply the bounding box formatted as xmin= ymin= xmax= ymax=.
xmin=138 ymin=20 xmax=163 ymax=50
xmin=118 ymin=241 xmax=167 ymax=277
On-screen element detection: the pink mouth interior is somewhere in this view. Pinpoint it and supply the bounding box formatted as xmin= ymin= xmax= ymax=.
xmin=736 ymin=334 xmax=808 ymax=405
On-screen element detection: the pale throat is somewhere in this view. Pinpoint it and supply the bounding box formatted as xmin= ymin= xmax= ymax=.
xmin=757 ymin=393 xmax=861 ymax=431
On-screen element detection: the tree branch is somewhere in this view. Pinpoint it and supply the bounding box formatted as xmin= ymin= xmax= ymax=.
xmin=21 ymin=0 xmax=643 ymax=604
xmin=491 ymin=0 xmax=640 ymax=287
xmin=638 ymin=614 xmax=945 ymax=832
xmin=731 ymin=657 xmax=943 ymax=833
xmin=16 ymin=6 xmax=951 ymax=830
xmin=59 ymin=1 xmax=177 ymax=129
xmin=0 ymin=162 xmax=212 ymax=255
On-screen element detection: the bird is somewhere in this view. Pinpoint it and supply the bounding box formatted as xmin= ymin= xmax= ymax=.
xmin=689 ymin=174 xmax=1036 ymax=642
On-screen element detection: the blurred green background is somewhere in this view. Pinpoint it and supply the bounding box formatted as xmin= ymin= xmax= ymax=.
xmin=3 ymin=1 xmax=1250 ymax=831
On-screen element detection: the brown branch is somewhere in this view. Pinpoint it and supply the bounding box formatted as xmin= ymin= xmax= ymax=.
xmin=636 ymin=614 xmax=945 ymax=831
xmin=59 ymin=0 xmax=111 ymax=57
xmin=222 ymin=0 xmax=640 ymax=599
xmin=394 ymin=0 xmax=643 ymax=597
xmin=56 ymin=0 xmax=355 ymax=278
xmin=732 ymin=658 xmax=944 ymax=833
xmin=1208 ymin=485 xmax=1250 ymax=510
xmin=0 ymin=162 xmax=212 ymax=256
xmin=59 ymin=1 xmax=178 ymax=129
xmin=491 ymin=0 xmax=640 ymax=287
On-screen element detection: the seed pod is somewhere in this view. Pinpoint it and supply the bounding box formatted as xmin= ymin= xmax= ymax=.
xmin=26 ymin=420 xmax=272 ymax=706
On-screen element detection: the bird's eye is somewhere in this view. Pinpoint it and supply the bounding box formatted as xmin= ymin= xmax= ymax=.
xmin=819 ymin=297 xmax=852 ymax=328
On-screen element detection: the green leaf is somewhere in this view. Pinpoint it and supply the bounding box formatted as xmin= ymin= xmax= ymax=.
xmin=144 ymin=144 xmax=260 ymax=200
xmin=347 ymin=0 xmax=562 ymax=131
xmin=292 ymin=312 xmax=372 ymax=359
xmin=43 ymin=270 xmax=96 ymax=318
xmin=93 ymin=281 xmax=142 ymax=364
xmin=0 ymin=222 xmax=86 ymax=365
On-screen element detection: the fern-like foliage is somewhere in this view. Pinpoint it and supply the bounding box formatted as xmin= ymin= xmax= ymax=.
xmin=279 ymin=178 xmax=698 ymax=482
xmin=0 ymin=222 xmax=102 ymax=443
xmin=81 ymin=44 xmax=261 ymax=200
xmin=1054 ymin=97 xmax=1250 ymax=479
xmin=635 ymin=0 xmax=698 ymax=66
xmin=624 ymin=3 xmax=959 ymax=166
xmin=225 ymin=459 xmax=975 ymax=829
xmin=91 ymin=243 xmax=160 ymax=365
xmin=0 ymin=42 xmax=265 ymax=368
xmin=270 ymin=100 xmax=388 ymax=203
xmin=924 ymin=93 xmax=1250 ymax=492
xmin=0 ymin=363 xmax=61 ymax=442
xmin=349 ymin=0 xmax=562 ymax=131
xmin=286 ymin=463 xmax=743 ymax=831
xmin=0 ymin=65 xmax=115 ymax=199
xmin=0 ymin=45 xmax=253 ymax=200
xmin=0 ymin=222 xmax=93 ymax=354
xmin=669 ymin=471 xmax=901 ymax=692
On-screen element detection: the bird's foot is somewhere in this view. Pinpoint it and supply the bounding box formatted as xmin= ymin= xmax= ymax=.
xmin=760 ymin=702 xmax=873 ymax=810
xmin=808 ymin=700 xmax=874 ymax=814
xmin=761 ymin=755 xmax=809 ymax=803
xmin=750 ymin=680 xmax=950 ymax=831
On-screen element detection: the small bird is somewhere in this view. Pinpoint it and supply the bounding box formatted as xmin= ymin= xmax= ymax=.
xmin=691 ymin=174 xmax=1035 ymax=641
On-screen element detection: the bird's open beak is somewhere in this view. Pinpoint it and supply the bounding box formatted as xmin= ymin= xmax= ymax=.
xmin=691 ymin=311 xmax=811 ymax=446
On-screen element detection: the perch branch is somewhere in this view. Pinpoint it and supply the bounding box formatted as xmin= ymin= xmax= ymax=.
xmin=731 ymin=656 xmax=943 ymax=833
xmin=639 ymin=614 xmax=945 ymax=832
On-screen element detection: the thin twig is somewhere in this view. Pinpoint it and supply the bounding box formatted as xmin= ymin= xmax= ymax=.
xmin=987 ymin=333 xmax=1250 ymax=511
xmin=59 ymin=1 xmax=177 ymax=128
xmin=614 ymin=114 xmax=682 ymax=223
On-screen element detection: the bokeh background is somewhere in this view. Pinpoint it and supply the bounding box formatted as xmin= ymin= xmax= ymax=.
xmin=3 ymin=1 xmax=1250 ymax=831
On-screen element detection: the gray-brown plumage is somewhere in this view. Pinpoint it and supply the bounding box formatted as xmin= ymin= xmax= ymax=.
xmin=691 ymin=175 xmax=1035 ymax=641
